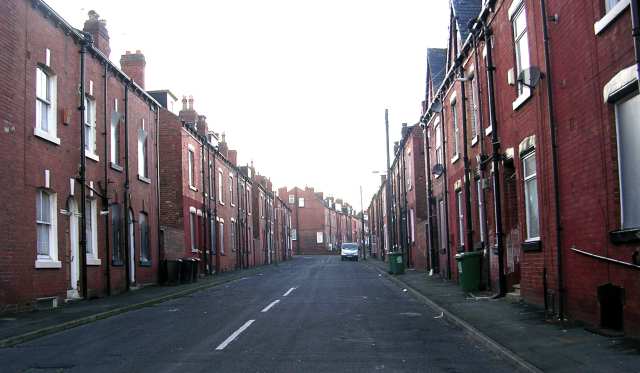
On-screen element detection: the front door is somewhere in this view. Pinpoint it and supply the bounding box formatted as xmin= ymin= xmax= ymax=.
xmin=68 ymin=200 xmax=80 ymax=298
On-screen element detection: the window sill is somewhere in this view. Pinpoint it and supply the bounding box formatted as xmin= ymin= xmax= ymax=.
xmin=110 ymin=162 xmax=123 ymax=172
xmin=139 ymin=259 xmax=152 ymax=267
xmin=138 ymin=175 xmax=151 ymax=184
xmin=471 ymin=136 xmax=479 ymax=147
xmin=594 ymin=0 xmax=630 ymax=35
xmin=35 ymin=259 xmax=62 ymax=269
xmin=485 ymin=126 xmax=493 ymax=136
xmin=522 ymin=239 xmax=542 ymax=252
xmin=85 ymin=151 xmax=100 ymax=162
xmin=450 ymin=154 xmax=460 ymax=164
xmin=189 ymin=185 xmax=198 ymax=192
xmin=512 ymin=89 xmax=532 ymax=111
xmin=610 ymin=228 xmax=640 ymax=244
xmin=86 ymin=257 xmax=102 ymax=266
xmin=34 ymin=128 xmax=61 ymax=145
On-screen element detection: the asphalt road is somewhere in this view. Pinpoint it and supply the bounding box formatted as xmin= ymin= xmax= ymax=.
xmin=0 ymin=256 xmax=515 ymax=373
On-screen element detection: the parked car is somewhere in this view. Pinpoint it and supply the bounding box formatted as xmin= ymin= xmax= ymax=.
xmin=340 ymin=243 xmax=359 ymax=261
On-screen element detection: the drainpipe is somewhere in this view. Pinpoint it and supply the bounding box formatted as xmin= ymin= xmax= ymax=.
xmin=154 ymin=106 xmax=161 ymax=279
xmin=472 ymin=33 xmax=491 ymax=289
xmin=401 ymin=137 xmax=409 ymax=265
xmin=423 ymin=119 xmax=436 ymax=272
xmin=123 ymin=82 xmax=131 ymax=291
xmin=213 ymin=149 xmax=220 ymax=274
xmin=458 ymin=65 xmax=474 ymax=253
xmin=200 ymin=139 xmax=208 ymax=274
xmin=295 ymin=189 xmax=300 ymax=255
xmin=78 ymin=35 xmax=90 ymax=300
xmin=441 ymin=107 xmax=452 ymax=279
xmin=384 ymin=109 xmax=395 ymax=257
xmin=102 ymin=63 xmax=111 ymax=296
xmin=483 ymin=22 xmax=507 ymax=297
xmin=540 ymin=0 xmax=564 ymax=320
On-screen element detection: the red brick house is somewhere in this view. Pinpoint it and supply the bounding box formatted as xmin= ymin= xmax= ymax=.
xmin=418 ymin=0 xmax=640 ymax=336
xmin=0 ymin=1 xmax=160 ymax=311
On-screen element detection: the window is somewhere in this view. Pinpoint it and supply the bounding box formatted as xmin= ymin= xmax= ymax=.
xmin=110 ymin=108 xmax=120 ymax=165
xmin=85 ymin=198 xmax=100 ymax=265
xmin=137 ymin=120 xmax=148 ymax=178
xmin=231 ymin=221 xmax=237 ymax=252
xmin=208 ymin=164 xmax=213 ymax=199
xmin=35 ymin=67 xmax=58 ymax=143
xmin=111 ymin=204 xmax=123 ymax=264
xmin=188 ymin=148 xmax=195 ymax=188
xmin=477 ymin=179 xmax=486 ymax=243
xmin=139 ymin=212 xmax=150 ymax=263
xmin=438 ymin=200 xmax=447 ymax=251
xmin=248 ymin=188 xmax=252 ymax=214
xmin=291 ymin=228 xmax=297 ymax=241
xmin=288 ymin=194 xmax=295 ymax=204
xmin=456 ymin=190 xmax=464 ymax=247
xmin=298 ymin=197 xmax=305 ymax=208
xmin=410 ymin=208 xmax=415 ymax=243
xmin=210 ymin=217 xmax=216 ymax=254
xmin=316 ymin=232 xmax=324 ymax=244
xmin=84 ymin=96 xmax=97 ymax=157
xmin=512 ymin=3 xmax=530 ymax=99
xmin=452 ymin=102 xmax=460 ymax=158
xmin=470 ymin=75 xmax=479 ymax=140
xmin=218 ymin=170 xmax=224 ymax=203
xmin=614 ymin=93 xmax=640 ymax=228
xmin=435 ymin=118 xmax=443 ymax=166
xmin=606 ymin=0 xmax=622 ymax=12
xmin=190 ymin=210 xmax=197 ymax=252
xmin=229 ymin=175 xmax=234 ymax=205
xmin=36 ymin=190 xmax=59 ymax=267
xmin=219 ymin=221 xmax=225 ymax=254
xmin=406 ymin=152 xmax=412 ymax=190
xmin=523 ymin=152 xmax=540 ymax=239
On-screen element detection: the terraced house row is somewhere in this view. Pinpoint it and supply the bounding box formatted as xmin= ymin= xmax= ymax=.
xmin=369 ymin=0 xmax=640 ymax=337
xmin=0 ymin=0 xmax=292 ymax=313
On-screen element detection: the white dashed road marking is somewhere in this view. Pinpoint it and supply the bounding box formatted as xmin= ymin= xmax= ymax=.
xmin=283 ymin=287 xmax=297 ymax=297
xmin=261 ymin=299 xmax=280 ymax=313
xmin=215 ymin=319 xmax=255 ymax=350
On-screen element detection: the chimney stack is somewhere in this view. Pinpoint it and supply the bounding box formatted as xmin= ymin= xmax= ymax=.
xmin=120 ymin=50 xmax=146 ymax=89
xmin=83 ymin=11 xmax=110 ymax=57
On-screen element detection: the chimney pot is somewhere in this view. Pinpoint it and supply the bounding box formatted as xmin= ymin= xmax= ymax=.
xmin=83 ymin=10 xmax=111 ymax=57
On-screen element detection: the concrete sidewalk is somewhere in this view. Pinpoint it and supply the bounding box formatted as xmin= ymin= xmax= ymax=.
xmin=366 ymin=258 xmax=640 ymax=373
xmin=0 ymin=263 xmax=281 ymax=347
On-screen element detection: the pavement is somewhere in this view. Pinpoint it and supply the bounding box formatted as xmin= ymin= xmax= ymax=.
xmin=365 ymin=257 xmax=640 ymax=373
xmin=0 ymin=256 xmax=516 ymax=373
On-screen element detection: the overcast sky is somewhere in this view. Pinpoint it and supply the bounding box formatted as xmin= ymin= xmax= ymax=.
xmin=48 ymin=0 xmax=449 ymax=210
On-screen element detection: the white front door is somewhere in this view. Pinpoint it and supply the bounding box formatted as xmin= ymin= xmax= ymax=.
xmin=68 ymin=201 xmax=80 ymax=298
xmin=128 ymin=210 xmax=135 ymax=284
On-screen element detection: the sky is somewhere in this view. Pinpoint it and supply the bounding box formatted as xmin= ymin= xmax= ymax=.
xmin=47 ymin=0 xmax=450 ymax=210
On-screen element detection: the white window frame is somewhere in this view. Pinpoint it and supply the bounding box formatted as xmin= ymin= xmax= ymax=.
xmin=34 ymin=66 xmax=60 ymax=145
xmin=229 ymin=175 xmax=235 ymax=206
xmin=510 ymin=2 xmax=532 ymax=110
xmin=219 ymin=221 xmax=225 ymax=254
xmin=288 ymin=194 xmax=295 ymax=204
xmin=35 ymin=190 xmax=61 ymax=268
xmin=137 ymin=120 xmax=148 ymax=179
xmin=523 ymin=152 xmax=540 ymax=240
xmin=190 ymin=208 xmax=197 ymax=252
xmin=477 ymin=179 xmax=486 ymax=243
xmin=435 ymin=117 xmax=444 ymax=168
xmin=298 ymin=197 xmax=305 ymax=208
xmin=84 ymin=96 xmax=98 ymax=160
xmin=470 ymin=74 xmax=480 ymax=143
xmin=291 ymin=228 xmax=297 ymax=241
xmin=85 ymin=198 xmax=101 ymax=265
xmin=410 ymin=208 xmax=415 ymax=243
xmin=218 ymin=169 xmax=224 ymax=204
xmin=614 ymin=92 xmax=640 ymax=229
xmin=456 ymin=190 xmax=465 ymax=247
xmin=451 ymin=100 xmax=460 ymax=162
xmin=595 ymin=0 xmax=630 ymax=35
xmin=188 ymin=146 xmax=196 ymax=189
xmin=317 ymin=232 xmax=323 ymax=244
xmin=110 ymin=108 xmax=120 ymax=165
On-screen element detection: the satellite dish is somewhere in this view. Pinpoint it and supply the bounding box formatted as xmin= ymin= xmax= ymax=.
xmin=431 ymin=164 xmax=444 ymax=177
xmin=431 ymin=99 xmax=443 ymax=113
xmin=518 ymin=66 xmax=543 ymax=88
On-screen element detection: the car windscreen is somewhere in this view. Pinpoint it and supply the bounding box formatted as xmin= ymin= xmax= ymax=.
xmin=341 ymin=244 xmax=358 ymax=250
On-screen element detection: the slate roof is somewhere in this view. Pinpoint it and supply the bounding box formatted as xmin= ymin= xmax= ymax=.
xmin=427 ymin=48 xmax=448 ymax=93
xmin=451 ymin=0 xmax=483 ymax=42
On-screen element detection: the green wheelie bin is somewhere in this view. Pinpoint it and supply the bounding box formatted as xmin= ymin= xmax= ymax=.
xmin=388 ymin=252 xmax=405 ymax=275
xmin=455 ymin=251 xmax=482 ymax=292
